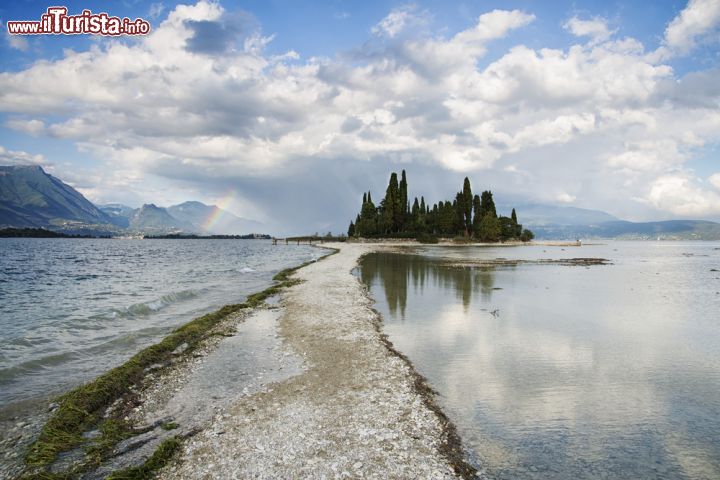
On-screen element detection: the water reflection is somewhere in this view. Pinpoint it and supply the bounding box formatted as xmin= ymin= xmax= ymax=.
xmin=361 ymin=245 xmax=720 ymax=480
xmin=360 ymin=253 xmax=502 ymax=315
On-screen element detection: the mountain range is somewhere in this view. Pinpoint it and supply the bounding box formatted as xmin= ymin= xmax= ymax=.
xmin=2 ymin=164 xmax=720 ymax=239
xmin=494 ymin=201 xmax=720 ymax=240
xmin=0 ymin=165 xmax=265 ymax=236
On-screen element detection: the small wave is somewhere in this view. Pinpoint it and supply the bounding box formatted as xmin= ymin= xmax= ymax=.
xmin=239 ymin=267 xmax=256 ymax=273
xmin=84 ymin=326 xmax=170 ymax=353
xmin=0 ymin=351 xmax=84 ymax=382
xmin=75 ymin=274 xmax=100 ymax=281
xmin=110 ymin=289 xmax=201 ymax=319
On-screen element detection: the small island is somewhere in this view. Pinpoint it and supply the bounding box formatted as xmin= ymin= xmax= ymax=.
xmin=348 ymin=171 xmax=534 ymax=243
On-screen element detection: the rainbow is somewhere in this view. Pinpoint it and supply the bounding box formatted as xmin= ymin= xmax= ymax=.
xmin=202 ymin=191 xmax=236 ymax=232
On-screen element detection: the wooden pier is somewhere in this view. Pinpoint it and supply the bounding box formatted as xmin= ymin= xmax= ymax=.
xmin=272 ymin=236 xmax=346 ymax=245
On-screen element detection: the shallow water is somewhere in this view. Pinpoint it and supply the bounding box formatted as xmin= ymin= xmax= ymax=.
xmin=0 ymin=238 xmax=318 ymax=411
xmin=361 ymin=242 xmax=720 ymax=480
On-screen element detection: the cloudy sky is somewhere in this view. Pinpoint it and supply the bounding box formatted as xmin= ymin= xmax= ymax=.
xmin=1 ymin=0 xmax=719 ymax=234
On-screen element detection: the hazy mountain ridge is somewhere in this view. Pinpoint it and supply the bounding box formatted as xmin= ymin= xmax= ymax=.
xmin=127 ymin=203 xmax=196 ymax=234
xmin=495 ymin=202 xmax=720 ymax=240
xmin=167 ymin=201 xmax=265 ymax=235
xmin=531 ymin=219 xmax=720 ymax=240
xmin=496 ymin=201 xmax=619 ymax=226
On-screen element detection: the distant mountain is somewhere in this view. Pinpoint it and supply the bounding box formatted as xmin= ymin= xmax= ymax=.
xmin=98 ymin=203 xmax=134 ymax=228
xmin=128 ymin=204 xmax=196 ymax=234
xmin=531 ymin=220 xmax=720 ymax=240
xmin=0 ymin=165 xmax=115 ymax=233
xmin=496 ymin=201 xmax=619 ymax=226
xmin=495 ymin=201 xmax=720 ymax=240
xmin=167 ymin=201 xmax=264 ymax=235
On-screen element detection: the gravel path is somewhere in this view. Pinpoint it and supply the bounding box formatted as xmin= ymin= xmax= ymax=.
xmin=160 ymin=243 xmax=471 ymax=479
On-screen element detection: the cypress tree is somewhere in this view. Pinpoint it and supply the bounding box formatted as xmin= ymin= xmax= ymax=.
xmin=511 ymin=208 xmax=522 ymax=238
xmin=380 ymin=173 xmax=400 ymax=234
xmin=412 ymin=197 xmax=420 ymax=216
xmin=462 ymin=177 xmax=472 ymax=236
xmin=480 ymin=191 xmax=497 ymax=218
xmin=360 ymin=192 xmax=377 ymax=236
xmin=472 ymin=194 xmax=481 ymax=235
xmin=348 ymin=221 xmax=355 ymax=237
xmin=454 ymin=194 xmax=465 ymax=234
xmin=411 ymin=197 xmax=420 ymax=232
xmin=399 ymin=170 xmax=408 ymax=217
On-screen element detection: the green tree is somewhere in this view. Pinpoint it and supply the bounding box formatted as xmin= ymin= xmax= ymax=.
xmin=462 ymin=177 xmax=473 ymax=236
xmin=348 ymin=221 xmax=355 ymax=237
xmin=453 ymin=194 xmax=464 ymax=234
xmin=476 ymin=214 xmax=501 ymax=242
xmin=380 ymin=172 xmax=402 ymax=234
xmin=511 ymin=208 xmax=522 ymax=237
xmin=399 ymin=170 xmax=408 ymax=230
xmin=359 ymin=191 xmax=377 ymax=236
xmin=480 ymin=191 xmax=497 ymax=219
xmin=439 ymin=201 xmax=456 ymax=234
xmin=498 ymin=216 xmax=517 ymax=241
xmin=472 ymin=194 xmax=481 ymax=236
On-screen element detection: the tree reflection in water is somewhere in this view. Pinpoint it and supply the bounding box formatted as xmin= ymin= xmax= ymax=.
xmin=360 ymin=252 xmax=510 ymax=317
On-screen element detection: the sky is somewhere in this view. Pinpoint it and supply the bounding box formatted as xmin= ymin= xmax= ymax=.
xmin=1 ymin=0 xmax=719 ymax=235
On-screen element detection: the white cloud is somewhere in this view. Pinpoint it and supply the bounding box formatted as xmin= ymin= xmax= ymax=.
xmin=607 ymin=140 xmax=684 ymax=173
xmin=372 ymin=5 xmax=426 ymax=39
xmin=564 ymin=16 xmax=614 ymax=44
xmin=148 ymin=3 xmax=166 ymax=21
xmin=457 ymin=9 xmax=536 ymax=44
xmin=665 ymin=0 xmax=720 ymax=51
xmin=4 ymin=119 xmax=45 ymax=135
xmin=8 ymin=36 xmax=29 ymax=51
xmin=0 ymin=145 xmax=47 ymax=166
xmin=710 ymin=173 xmax=720 ymax=190
xmin=651 ymin=0 xmax=720 ymax=60
xmin=645 ymin=173 xmax=720 ymax=216
xmin=556 ymin=192 xmax=576 ymax=203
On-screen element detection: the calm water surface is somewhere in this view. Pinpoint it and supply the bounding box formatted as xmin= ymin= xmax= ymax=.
xmin=0 ymin=238 xmax=319 ymax=412
xmin=361 ymin=242 xmax=720 ymax=480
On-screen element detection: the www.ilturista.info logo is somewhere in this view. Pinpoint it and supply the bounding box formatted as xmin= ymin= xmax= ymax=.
xmin=6 ymin=7 xmax=151 ymax=36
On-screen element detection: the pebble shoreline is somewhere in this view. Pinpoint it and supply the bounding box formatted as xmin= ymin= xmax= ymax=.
xmin=157 ymin=243 xmax=474 ymax=479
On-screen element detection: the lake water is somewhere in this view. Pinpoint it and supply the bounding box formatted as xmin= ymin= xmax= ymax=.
xmin=0 ymin=238 xmax=319 ymax=412
xmin=360 ymin=242 xmax=720 ymax=480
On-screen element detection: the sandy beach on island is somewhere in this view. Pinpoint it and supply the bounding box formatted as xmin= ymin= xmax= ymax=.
xmin=152 ymin=242 xmax=474 ymax=479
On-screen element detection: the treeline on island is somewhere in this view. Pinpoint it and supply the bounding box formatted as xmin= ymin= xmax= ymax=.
xmin=348 ymin=171 xmax=534 ymax=243
xmin=0 ymin=228 xmax=98 ymax=238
